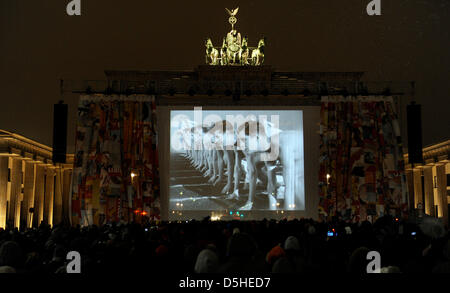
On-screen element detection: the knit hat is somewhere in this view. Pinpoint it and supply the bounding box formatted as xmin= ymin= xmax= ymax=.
xmin=0 ymin=266 xmax=16 ymax=273
xmin=266 ymin=245 xmax=285 ymax=264
xmin=155 ymin=244 xmax=169 ymax=257
xmin=194 ymin=249 xmax=219 ymax=273
xmin=284 ymin=236 xmax=300 ymax=251
xmin=348 ymin=246 xmax=370 ymax=274
xmin=420 ymin=216 xmax=446 ymax=239
xmin=380 ymin=266 xmax=401 ymax=273
xmin=0 ymin=241 xmax=22 ymax=268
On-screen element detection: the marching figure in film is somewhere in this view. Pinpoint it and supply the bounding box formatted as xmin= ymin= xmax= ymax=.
xmin=169 ymin=110 xmax=305 ymax=212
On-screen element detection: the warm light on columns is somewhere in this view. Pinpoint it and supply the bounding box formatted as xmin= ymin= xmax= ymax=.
xmin=0 ymin=156 xmax=8 ymax=229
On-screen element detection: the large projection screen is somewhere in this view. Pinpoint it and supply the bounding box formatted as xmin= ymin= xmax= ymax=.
xmin=157 ymin=105 xmax=320 ymax=221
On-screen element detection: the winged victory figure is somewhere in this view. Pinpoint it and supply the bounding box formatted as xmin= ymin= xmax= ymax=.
xmin=225 ymin=7 xmax=239 ymax=16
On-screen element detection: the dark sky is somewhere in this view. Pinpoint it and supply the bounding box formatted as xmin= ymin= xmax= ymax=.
xmin=1 ymin=0 xmax=449 ymax=153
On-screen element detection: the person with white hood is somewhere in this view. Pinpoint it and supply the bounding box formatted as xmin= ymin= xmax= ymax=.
xmin=194 ymin=248 xmax=219 ymax=273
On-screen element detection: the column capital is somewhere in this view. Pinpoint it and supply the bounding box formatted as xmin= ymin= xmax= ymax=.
xmin=413 ymin=166 xmax=424 ymax=171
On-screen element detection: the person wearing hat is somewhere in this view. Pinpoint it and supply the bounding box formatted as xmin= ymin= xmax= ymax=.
xmin=218 ymin=232 xmax=261 ymax=273
xmin=0 ymin=241 xmax=22 ymax=273
xmin=194 ymin=248 xmax=219 ymax=273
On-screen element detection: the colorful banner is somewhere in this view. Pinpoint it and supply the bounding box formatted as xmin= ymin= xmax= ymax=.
xmin=71 ymin=95 xmax=160 ymax=226
xmin=318 ymin=96 xmax=407 ymax=222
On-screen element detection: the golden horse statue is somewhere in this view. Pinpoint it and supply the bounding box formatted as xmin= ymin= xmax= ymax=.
xmin=205 ymin=38 xmax=219 ymax=65
xmin=251 ymin=38 xmax=265 ymax=66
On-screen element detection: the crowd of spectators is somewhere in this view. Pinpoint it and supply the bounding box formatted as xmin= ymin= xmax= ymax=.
xmin=0 ymin=215 xmax=448 ymax=274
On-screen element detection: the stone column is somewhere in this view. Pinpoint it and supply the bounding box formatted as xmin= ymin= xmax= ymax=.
xmin=0 ymin=157 xmax=9 ymax=229
xmin=436 ymin=164 xmax=448 ymax=226
xmin=422 ymin=166 xmax=435 ymax=217
xmin=53 ymin=167 xmax=63 ymax=225
xmin=33 ymin=164 xmax=45 ymax=227
xmin=8 ymin=158 xmax=22 ymax=229
xmin=43 ymin=167 xmax=55 ymax=226
xmin=405 ymin=169 xmax=415 ymax=211
xmin=22 ymin=161 xmax=36 ymax=228
xmin=62 ymin=169 xmax=72 ymax=225
xmin=413 ymin=168 xmax=423 ymax=209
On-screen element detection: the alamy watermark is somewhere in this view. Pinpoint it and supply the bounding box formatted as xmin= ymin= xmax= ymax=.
xmin=65 ymin=1 xmax=382 ymax=16
xmin=367 ymin=0 xmax=382 ymax=16
xmin=367 ymin=251 xmax=381 ymax=273
xmin=66 ymin=0 xmax=81 ymax=16
xmin=66 ymin=251 xmax=81 ymax=273
xmin=64 ymin=249 xmax=381 ymax=274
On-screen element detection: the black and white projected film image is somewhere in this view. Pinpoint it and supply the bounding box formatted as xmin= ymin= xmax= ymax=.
xmin=169 ymin=109 xmax=304 ymax=211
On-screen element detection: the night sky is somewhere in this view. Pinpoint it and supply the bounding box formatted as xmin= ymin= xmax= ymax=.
xmin=1 ymin=0 xmax=449 ymax=153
